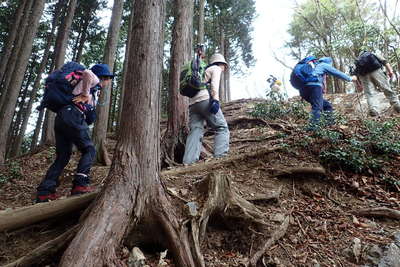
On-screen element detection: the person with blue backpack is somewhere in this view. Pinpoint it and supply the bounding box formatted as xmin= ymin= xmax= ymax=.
xmin=35 ymin=62 xmax=114 ymax=203
xmin=290 ymin=56 xmax=357 ymax=129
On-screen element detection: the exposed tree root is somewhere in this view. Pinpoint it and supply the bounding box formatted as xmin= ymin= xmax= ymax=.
xmin=246 ymin=186 xmax=282 ymax=202
xmin=0 ymin=192 xmax=97 ymax=232
xmin=163 ymin=146 xmax=282 ymax=176
xmin=97 ymin=139 xmax=112 ymax=166
xmin=272 ymin=166 xmax=326 ymax=177
xmin=248 ymin=216 xmax=290 ymax=266
xmin=185 ymin=172 xmax=284 ymax=267
xmin=4 ymin=225 xmax=79 ymax=267
xmin=352 ymin=207 xmax=400 ymax=220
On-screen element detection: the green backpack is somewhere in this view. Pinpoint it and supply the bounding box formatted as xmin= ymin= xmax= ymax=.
xmin=179 ymin=56 xmax=207 ymax=98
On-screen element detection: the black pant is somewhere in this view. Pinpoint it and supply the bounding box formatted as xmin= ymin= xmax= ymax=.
xmin=37 ymin=105 xmax=96 ymax=195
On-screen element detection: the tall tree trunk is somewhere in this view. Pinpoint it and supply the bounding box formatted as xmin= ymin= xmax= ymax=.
xmin=219 ymin=31 xmax=226 ymax=103
xmin=161 ymin=0 xmax=193 ymax=166
xmin=8 ymin=68 xmax=34 ymax=157
xmin=92 ymin=0 xmax=124 ymax=166
xmin=0 ymin=0 xmax=27 ymax=89
xmin=59 ymin=1 xmax=196 ymax=266
xmin=42 ymin=0 xmax=78 ymax=146
xmin=31 ymin=108 xmax=45 ymax=151
xmin=198 ymin=0 xmax=205 ymax=44
xmin=117 ymin=7 xmax=135 ymax=131
xmin=0 ymin=0 xmax=45 ymax=164
xmin=11 ymin=2 xmax=61 ymax=156
xmin=73 ymin=1 xmax=97 ymax=62
xmin=0 ymin=0 xmax=33 ymax=111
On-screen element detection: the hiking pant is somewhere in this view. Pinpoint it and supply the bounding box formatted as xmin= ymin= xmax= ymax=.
xmin=300 ymin=85 xmax=333 ymax=126
xmin=37 ymin=105 xmax=96 ymax=195
xmin=183 ymin=99 xmax=230 ymax=165
xmin=359 ymin=68 xmax=400 ymax=113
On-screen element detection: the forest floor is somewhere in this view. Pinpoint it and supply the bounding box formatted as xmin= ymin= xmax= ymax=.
xmin=1 ymin=94 xmax=400 ymax=267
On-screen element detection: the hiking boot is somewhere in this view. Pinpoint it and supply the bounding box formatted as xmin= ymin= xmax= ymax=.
xmin=71 ymin=185 xmax=94 ymax=196
xmin=369 ymin=110 xmax=379 ymax=117
xmin=35 ymin=193 xmax=59 ymax=203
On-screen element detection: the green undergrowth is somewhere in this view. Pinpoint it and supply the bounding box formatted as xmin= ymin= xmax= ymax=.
xmin=250 ymin=96 xmax=400 ymax=188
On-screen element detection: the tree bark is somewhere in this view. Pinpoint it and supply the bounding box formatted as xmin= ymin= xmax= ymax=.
xmin=59 ymin=1 xmax=175 ymax=266
xmin=0 ymin=0 xmax=45 ymax=164
xmin=92 ymin=0 xmax=124 ymax=166
xmin=161 ymin=0 xmax=193 ymax=166
xmin=31 ymin=108 xmax=45 ymax=151
xmin=0 ymin=0 xmax=27 ymax=88
xmin=0 ymin=0 xmax=33 ymax=111
xmin=11 ymin=1 xmax=61 ymax=156
xmin=219 ymin=31 xmax=226 ymax=103
xmin=117 ymin=5 xmax=135 ymax=131
xmin=198 ymin=0 xmax=205 ymax=44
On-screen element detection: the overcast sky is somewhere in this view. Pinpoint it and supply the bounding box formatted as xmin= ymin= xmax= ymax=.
xmin=230 ymin=0 xmax=299 ymax=100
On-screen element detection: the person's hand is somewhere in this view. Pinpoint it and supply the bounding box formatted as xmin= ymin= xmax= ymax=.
xmin=351 ymin=75 xmax=358 ymax=82
xmin=209 ymin=99 xmax=220 ymax=114
xmin=73 ymin=94 xmax=90 ymax=104
xmin=388 ymin=72 xmax=394 ymax=80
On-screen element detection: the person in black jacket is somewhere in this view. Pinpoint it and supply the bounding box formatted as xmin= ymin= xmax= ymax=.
xmin=35 ymin=63 xmax=114 ymax=203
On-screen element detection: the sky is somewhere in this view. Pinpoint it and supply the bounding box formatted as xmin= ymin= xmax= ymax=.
xmin=230 ymin=0 xmax=299 ymax=100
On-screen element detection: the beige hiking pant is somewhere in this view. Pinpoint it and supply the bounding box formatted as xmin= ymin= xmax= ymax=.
xmin=359 ymin=68 xmax=400 ymax=113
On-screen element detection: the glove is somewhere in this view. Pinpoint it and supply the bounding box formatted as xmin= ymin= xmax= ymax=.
xmin=83 ymin=103 xmax=96 ymax=125
xmin=209 ymin=99 xmax=220 ymax=114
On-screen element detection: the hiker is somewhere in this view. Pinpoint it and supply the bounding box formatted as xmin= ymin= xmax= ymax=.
xmin=294 ymin=57 xmax=357 ymax=128
xmin=35 ymin=63 xmax=114 ymax=203
xmin=270 ymin=79 xmax=282 ymax=93
xmin=354 ymin=51 xmax=400 ymax=116
xmin=182 ymin=53 xmax=230 ymax=165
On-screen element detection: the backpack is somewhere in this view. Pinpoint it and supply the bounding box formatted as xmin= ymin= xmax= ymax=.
xmin=179 ymin=56 xmax=207 ymax=98
xmin=354 ymin=52 xmax=382 ymax=76
xmin=290 ymin=56 xmax=319 ymax=90
xmin=38 ymin=61 xmax=86 ymax=112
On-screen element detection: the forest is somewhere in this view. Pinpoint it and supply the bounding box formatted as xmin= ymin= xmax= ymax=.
xmin=0 ymin=0 xmax=400 ymax=266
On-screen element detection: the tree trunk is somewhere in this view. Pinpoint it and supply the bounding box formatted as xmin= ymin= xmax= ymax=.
xmin=117 ymin=6 xmax=135 ymax=131
xmin=198 ymin=0 xmax=205 ymax=44
xmin=11 ymin=1 xmax=61 ymax=156
xmin=161 ymin=0 xmax=193 ymax=167
xmin=0 ymin=0 xmax=27 ymax=88
xmin=30 ymin=108 xmax=45 ymax=151
xmin=0 ymin=0 xmax=33 ymax=111
xmin=59 ymin=1 xmax=191 ymax=266
xmin=0 ymin=0 xmax=45 ymax=164
xmin=219 ymin=31 xmax=226 ymax=103
xmin=7 ymin=69 xmax=33 ymax=157
xmin=92 ymin=0 xmax=124 ymax=166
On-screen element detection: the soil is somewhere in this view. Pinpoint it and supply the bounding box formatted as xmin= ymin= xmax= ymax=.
xmin=1 ymin=96 xmax=399 ymax=266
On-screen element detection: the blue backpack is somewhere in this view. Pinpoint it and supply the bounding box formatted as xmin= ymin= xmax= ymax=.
xmin=38 ymin=61 xmax=86 ymax=112
xmin=290 ymin=56 xmax=319 ymax=90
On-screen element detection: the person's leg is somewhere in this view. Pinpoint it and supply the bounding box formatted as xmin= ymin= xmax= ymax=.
xmin=359 ymin=74 xmax=379 ymax=116
xmin=65 ymin=127 xmax=95 ymax=195
xmin=200 ymin=100 xmax=230 ymax=158
xmin=322 ymin=99 xmax=334 ymax=125
xmin=302 ymin=85 xmax=323 ymax=127
xmin=36 ymin=117 xmax=72 ymax=202
xmin=182 ymin=102 xmax=205 ymax=165
xmin=371 ymin=69 xmax=400 ymax=112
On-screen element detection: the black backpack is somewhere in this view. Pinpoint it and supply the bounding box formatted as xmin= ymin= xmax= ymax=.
xmin=38 ymin=61 xmax=86 ymax=112
xmin=354 ymin=52 xmax=383 ymax=76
